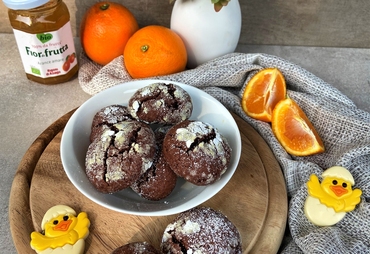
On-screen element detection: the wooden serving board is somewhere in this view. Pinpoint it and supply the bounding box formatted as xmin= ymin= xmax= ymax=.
xmin=9 ymin=110 xmax=287 ymax=254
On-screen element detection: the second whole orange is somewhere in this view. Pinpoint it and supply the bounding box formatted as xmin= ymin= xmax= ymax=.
xmin=80 ymin=2 xmax=139 ymax=66
xmin=123 ymin=25 xmax=187 ymax=79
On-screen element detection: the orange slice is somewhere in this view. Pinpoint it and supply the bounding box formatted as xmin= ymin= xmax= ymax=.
xmin=271 ymin=98 xmax=325 ymax=156
xmin=241 ymin=68 xmax=286 ymax=122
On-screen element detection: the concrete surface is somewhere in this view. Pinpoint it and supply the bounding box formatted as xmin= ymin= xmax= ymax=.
xmin=1 ymin=0 xmax=370 ymax=48
xmin=0 ymin=32 xmax=369 ymax=253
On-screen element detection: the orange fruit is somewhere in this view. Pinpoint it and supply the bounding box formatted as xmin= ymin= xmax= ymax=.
xmin=271 ymin=98 xmax=325 ymax=156
xmin=123 ymin=25 xmax=187 ymax=79
xmin=241 ymin=68 xmax=286 ymax=122
xmin=80 ymin=2 xmax=139 ymax=66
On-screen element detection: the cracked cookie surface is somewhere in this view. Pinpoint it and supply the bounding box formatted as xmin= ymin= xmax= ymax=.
xmin=163 ymin=120 xmax=231 ymax=185
xmin=128 ymin=83 xmax=193 ymax=124
xmin=85 ymin=120 xmax=156 ymax=194
xmin=112 ymin=242 xmax=160 ymax=254
xmin=131 ymin=126 xmax=177 ymax=201
xmin=161 ymin=207 xmax=242 ymax=254
xmin=90 ymin=105 xmax=134 ymax=142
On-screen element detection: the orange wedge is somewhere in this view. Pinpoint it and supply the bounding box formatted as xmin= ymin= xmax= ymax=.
xmin=271 ymin=98 xmax=325 ymax=156
xmin=241 ymin=68 xmax=286 ymax=122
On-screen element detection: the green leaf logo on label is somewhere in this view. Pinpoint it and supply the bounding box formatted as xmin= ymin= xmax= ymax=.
xmin=37 ymin=33 xmax=53 ymax=44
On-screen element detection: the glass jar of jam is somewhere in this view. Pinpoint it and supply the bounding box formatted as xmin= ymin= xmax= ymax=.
xmin=3 ymin=0 xmax=78 ymax=84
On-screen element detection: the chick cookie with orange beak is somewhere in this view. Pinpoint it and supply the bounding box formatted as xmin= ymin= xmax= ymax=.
xmin=304 ymin=166 xmax=362 ymax=226
xmin=30 ymin=205 xmax=90 ymax=254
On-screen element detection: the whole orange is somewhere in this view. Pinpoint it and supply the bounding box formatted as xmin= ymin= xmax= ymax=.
xmin=124 ymin=25 xmax=187 ymax=79
xmin=80 ymin=2 xmax=139 ymax=66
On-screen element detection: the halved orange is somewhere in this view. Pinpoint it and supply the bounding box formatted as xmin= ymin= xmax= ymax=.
xmin=241 ymin=68 xmax=286 ymax=122
xmin=271 ymin=98 xmax=325 ymax=156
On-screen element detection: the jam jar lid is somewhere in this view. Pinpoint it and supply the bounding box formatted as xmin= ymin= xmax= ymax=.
xmin=2 ymin=0 xmax=50 ymax=10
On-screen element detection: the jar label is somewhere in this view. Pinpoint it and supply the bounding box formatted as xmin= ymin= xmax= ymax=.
xmin=12 ymin=22 xmax=77 ymax=78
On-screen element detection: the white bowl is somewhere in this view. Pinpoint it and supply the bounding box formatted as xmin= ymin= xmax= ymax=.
xmin=60 ymin=80 xmax=241 ymax=216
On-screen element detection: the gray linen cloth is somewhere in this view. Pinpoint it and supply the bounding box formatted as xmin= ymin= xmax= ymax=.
xmin=79 ymin=52 xmax=370 ymax=253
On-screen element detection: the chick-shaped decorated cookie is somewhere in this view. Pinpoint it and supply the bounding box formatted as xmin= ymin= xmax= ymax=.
xmin=30 ymin=205 xmax=90 ymax=254
xmin=304 ymin=166 xmax=362 ymax=226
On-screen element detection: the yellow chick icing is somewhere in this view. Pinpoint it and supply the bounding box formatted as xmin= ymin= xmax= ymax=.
xmin=304 ymin=166 xmax=362 ymax=226
xmin=30 ymin=205 xmax=90 ymax=254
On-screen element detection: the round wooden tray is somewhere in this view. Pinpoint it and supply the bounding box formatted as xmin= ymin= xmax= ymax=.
xmin=9 ymin=110 xmax=287 ymax=253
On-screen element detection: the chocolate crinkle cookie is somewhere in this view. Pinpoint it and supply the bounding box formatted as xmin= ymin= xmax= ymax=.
xmin=85 ymin=120 xmax=156 ymax=194
xmin=90 ymin=105 xmax=133 ymax=142
xmin=161 ymin=207 xmax=242 ymax=254
xmin=131 ymin=126 xmax=177 ymax=201
xmin=130 ymin=154 xmax=177 ymax=201
xmin=128 ymin=83 xmax=193 ymax=125
xmin=112 ymin=242 xmax=160 ymax=254
xmin=163 ymin=120 xmax=231 ymax=185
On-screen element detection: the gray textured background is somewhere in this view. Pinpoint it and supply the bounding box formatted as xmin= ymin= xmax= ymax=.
xmin=1 ymin=0 xmax=370 ymax=48
xmin=0 ymin=0 xmax=369 ymax=253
